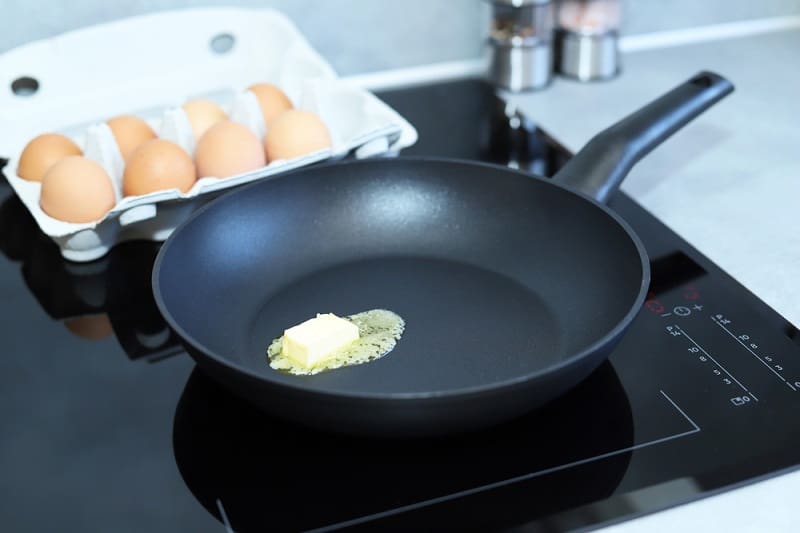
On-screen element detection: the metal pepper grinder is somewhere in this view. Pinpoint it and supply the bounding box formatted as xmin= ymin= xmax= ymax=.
xmin=486 ymin=0 xmax=555 ymax=92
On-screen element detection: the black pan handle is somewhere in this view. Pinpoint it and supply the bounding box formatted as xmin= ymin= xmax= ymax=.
xmin=553 ymin=71 xmax=734 ymax=204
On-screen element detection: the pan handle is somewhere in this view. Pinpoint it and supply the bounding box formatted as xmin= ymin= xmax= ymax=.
xmin=552 ymin=71 xmax=734 ymax=204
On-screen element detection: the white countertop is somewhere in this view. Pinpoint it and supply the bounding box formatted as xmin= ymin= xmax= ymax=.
xmin=506 ymin=28 xmax=800 ymax=329
xmin=504 ymin=28 xmax=800 ymax=532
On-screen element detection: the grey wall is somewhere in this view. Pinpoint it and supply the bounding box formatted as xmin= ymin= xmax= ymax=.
xmin=1 ymin=0 xmax=484 ymax=75
xmin=621 ymin=0 xmax=800 ymax=34
xmin=3 ymin=0 xmax=800 ymax=75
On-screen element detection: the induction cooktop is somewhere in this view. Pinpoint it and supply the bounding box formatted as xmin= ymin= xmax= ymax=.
xmin=1 ymin=79 xmax=798 ymax=532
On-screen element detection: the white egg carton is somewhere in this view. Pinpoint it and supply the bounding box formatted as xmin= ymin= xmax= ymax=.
xmin=0 ymin=8 xmax=417 ymax=262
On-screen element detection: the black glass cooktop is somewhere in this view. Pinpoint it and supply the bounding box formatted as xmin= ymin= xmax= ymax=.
xmin=2 ymin=79 xmax=799 ymax=532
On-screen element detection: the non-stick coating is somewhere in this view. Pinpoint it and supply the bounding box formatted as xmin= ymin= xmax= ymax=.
xmin=154 ymin=158 xmax=648 ymax=434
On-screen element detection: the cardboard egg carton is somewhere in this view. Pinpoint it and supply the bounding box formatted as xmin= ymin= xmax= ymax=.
xmin=0 ymin=8 xmax=417 ymax=261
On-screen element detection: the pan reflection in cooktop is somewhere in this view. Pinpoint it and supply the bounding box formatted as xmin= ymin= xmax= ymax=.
xmin=175 ymin=362 xmax=680 ymax=532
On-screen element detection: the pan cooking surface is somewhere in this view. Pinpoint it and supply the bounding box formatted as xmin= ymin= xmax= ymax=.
xmin=154 ymin=159 xmax=646 ymax=414
xmin=244 ymin=256 xmax=564 ymax=394
xmin=154 ymin=72 xmax=733 ymax=433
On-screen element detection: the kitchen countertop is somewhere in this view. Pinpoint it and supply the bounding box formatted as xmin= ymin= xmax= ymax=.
xmin=505 ymin=28 xmax=799 ymax=532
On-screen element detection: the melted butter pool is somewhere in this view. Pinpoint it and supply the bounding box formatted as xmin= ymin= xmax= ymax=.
xmin=267 ymin=309 xmax=405 ymax=375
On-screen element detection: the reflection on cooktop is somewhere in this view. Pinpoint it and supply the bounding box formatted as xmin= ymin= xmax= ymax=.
xmin=648 ymin=251 xmax=707 ymax=296
xmin=173 ymin=364 xmax=637 ymax=531
xmin=0 ymin=193 xmax=181 ymax=361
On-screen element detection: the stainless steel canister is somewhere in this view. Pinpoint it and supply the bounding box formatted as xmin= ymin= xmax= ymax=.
xmin=555 ymin=0 xmax=621 ymax=81
xmin=487 ymin=0 xmax=555 ymax=92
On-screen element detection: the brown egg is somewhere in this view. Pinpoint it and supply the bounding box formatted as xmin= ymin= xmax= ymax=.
xmin=64 ymin=314 xmax=114 ymax=340
xmin=123 ymin=139 xmax=196 ymax=196
xmin=264 ymin=110 xmax=332 ymax=161
xmin=182 ymin=99 xmax=228 ymax=139
xmin=195 ymin=120 xmax=266 ymax=178
xmin=40 ymin=156 xmax=116 ymax=223
xmin=107 ymin=115 xmax=157 ymax=161
xmin=17 ymin=133 xmax=82 ymax=182
xmin=248 ymin=83 xmax=293 ymax=126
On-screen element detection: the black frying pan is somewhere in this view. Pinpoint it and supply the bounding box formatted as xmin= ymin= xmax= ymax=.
xmin=154 ymin=72 xmax=733 ymax=437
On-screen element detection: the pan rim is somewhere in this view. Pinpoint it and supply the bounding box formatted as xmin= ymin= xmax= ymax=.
xmin=152 ymin=156 xmax=651 ymax=401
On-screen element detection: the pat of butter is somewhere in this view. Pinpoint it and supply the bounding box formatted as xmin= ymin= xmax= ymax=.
xmin=281 ymin=313 xmax=360 ymax=368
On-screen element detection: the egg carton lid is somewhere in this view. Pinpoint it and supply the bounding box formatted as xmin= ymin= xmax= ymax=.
xmin=0 ymin=7 xmax=342 ymax=158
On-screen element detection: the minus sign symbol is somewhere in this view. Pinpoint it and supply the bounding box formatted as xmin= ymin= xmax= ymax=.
xmin=661 ymin=313 xmax=673 ymax=317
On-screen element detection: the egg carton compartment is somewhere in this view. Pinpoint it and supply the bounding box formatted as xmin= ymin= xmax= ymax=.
xmin=0 ymin=8 xmax=418 ymax=262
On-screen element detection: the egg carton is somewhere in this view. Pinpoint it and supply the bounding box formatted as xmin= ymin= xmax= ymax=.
xmin=0 ymin=8 xmax=418 ymax=262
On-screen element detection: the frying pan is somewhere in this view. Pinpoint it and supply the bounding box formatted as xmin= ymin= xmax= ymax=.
xmin=154 ymin=72 xmax=733 ymax=436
